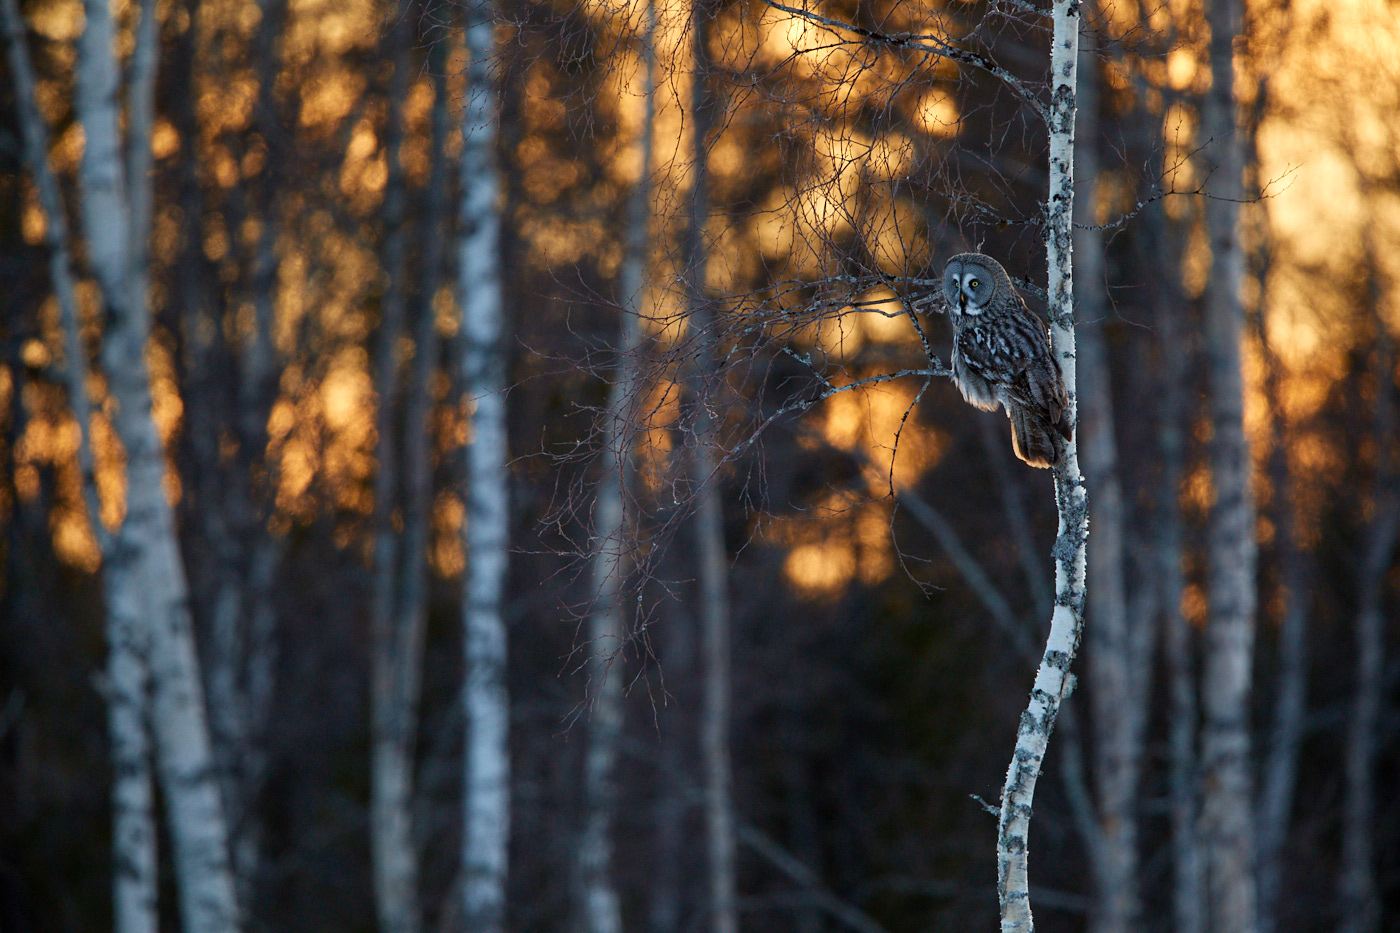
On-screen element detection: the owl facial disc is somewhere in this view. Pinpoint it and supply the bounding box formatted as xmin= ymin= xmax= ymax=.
xmin=942 ymin=258 xmax=992 ymax=315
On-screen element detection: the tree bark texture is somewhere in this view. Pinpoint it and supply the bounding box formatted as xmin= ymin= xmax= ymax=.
xmin=458 ymin=5 xmax=511 ymax=932
xmin=996 ymin=2 xmax=1087 ymax=928
xmin=1198 ymin=0 xmax=1258 ymax=928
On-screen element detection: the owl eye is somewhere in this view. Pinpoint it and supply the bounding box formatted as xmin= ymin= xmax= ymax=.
xmin=968 ymin=278 xmax=981 ymax=290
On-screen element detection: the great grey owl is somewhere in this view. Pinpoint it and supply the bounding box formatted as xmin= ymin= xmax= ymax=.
xmin=939 ymin=252 xmax=1072 ymax=469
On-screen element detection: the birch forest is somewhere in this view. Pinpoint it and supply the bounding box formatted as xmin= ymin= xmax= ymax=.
xmin=1 ymin=0 xmax=1398 ymax=929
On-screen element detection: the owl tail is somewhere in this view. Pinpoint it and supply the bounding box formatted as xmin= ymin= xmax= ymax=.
xmin=1008 ymin=405 xmax=1062 ymax=469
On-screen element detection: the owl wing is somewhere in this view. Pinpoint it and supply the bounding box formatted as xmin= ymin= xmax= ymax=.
xmin=1004 ymin=305 xmax=1072 ymax=441
xmin=963 ymin=305 xmax=1072 ymax=441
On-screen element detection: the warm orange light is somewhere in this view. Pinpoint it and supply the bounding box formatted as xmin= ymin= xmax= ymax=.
xmin=784 ymin=540 xmax=857 ymax=598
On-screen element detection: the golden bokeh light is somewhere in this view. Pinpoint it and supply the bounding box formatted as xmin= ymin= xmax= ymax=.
xmin=784 ymin=539 xmax=858 ymax=598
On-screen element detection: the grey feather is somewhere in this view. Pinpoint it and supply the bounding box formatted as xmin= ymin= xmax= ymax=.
xmin=937 ymin=252 xmax=1072 ymax=468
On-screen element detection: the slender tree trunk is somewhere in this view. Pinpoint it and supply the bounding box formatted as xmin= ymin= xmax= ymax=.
xmin=458 ymin=5 xmax=511 ymax=931
xmin=201 ymin=0 xmax=288 ymax=901
xmin=369 ymin=12 xmax=424 ymax=933
xmin=1253 ymin=268 xmax=1308 ymax=933
xmin=694 ymin=408 xmax=736 ymax=933
xmin=995 ymin=0 xmax=1087 ymax=929
xmin=577 ymin=9 xmax=655 ymax=933
xmin=688 ymin=4 xmax=738 ymax=929
xmin=973 ymin=419 xmax=1102 ymax=864
xmin=1074 ymin=34 xmax=1145 ymax=933
xmin=651 ymin=559 xmax=694 ymax=933
xmin=1197 ymin=0 xmax=1258 ymax=927
xmin=1337 ymin=248 xmax=1396 ymax=933
xmin=1131 ymin=117 xmax=1206 ymax=933
xmin=382 ymin=39 xmax=454 ymax=933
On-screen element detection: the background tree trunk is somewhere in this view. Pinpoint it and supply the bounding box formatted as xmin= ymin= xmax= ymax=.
xmin=1197 ymin=0 xmax=1258 ymax=927
xmin=575 ymin=10 xmax=654 ymax=933
xmin=1254 ymin=272 xmax=1309 ymax=933
xmin=688 ymin=3 xmax=737 ymax=929
xmin=200 ymin=0 xmax=287 ymax=900
xmin=1074 ymin=33 xmax=1147 ymax=933
xmin=458 ymin=4 xmax=511 ymax=931
xmin=369 ymin=11 xmax=424 ymax=933
xmin=1337 ymin=238 xmax=1396 ymax=933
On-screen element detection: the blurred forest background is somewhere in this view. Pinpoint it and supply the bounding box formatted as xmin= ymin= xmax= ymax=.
xmin=1 ymin=0 xmax=1398 ymax=929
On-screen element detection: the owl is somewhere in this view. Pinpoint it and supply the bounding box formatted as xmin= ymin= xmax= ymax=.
xmin=938 ymin=252 xmax=1073 ymax=469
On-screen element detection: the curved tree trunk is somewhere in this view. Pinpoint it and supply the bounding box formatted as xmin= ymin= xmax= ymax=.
xmin=996 ymin=1 xmax=1088 ymax=928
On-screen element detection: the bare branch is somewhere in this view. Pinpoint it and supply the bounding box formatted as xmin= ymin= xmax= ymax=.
xmin=755 ymin=0 xmax=1049 ymax=119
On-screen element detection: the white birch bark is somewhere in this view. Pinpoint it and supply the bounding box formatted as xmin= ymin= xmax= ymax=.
xmin=1198 ymin=0 xmax=1257 ymax=927
xmin=5 ymin=5 xmax=160 ymax=926
xmin=1073 ymin=34 xmax=1147 ymax=933
xmin=458 ymin=6 xmax=511 ymax=931
xmin=72 ymin=1 xmax=242 ymax=931
xmin=996 ymin=1 xmax=1087 ymax=928
xmin=689 ymin=2 xmax=737 ymax=926
xmin=577 ymin=9 xmax=654 ymax=933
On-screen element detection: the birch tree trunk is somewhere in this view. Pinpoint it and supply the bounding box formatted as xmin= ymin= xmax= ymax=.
xmin=689 ymin=3 xmax=737 ymax=929
xmin=996 ymin=1 xmax=1088 ymax=927
xmin=576 ymin=9 xmax=654 ymax=933
xmin=1198 ymin=0 xmax=1258 ymax=927
xmin=72 ymin=1 xmax=242 ymax=931
xmin=458 ymin=5 xmax=511 ymax=931
xmin=94 ymin=26 xmax=163 ymax=922
xmin=0 ymin=7 xmax=158 ymax=933
xmin=1073 ymin=34 xmax=1146 ymax=933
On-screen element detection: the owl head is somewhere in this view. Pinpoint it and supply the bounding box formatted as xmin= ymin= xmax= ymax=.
xmin=942 ymin=252 xmax=1011 ymax=316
